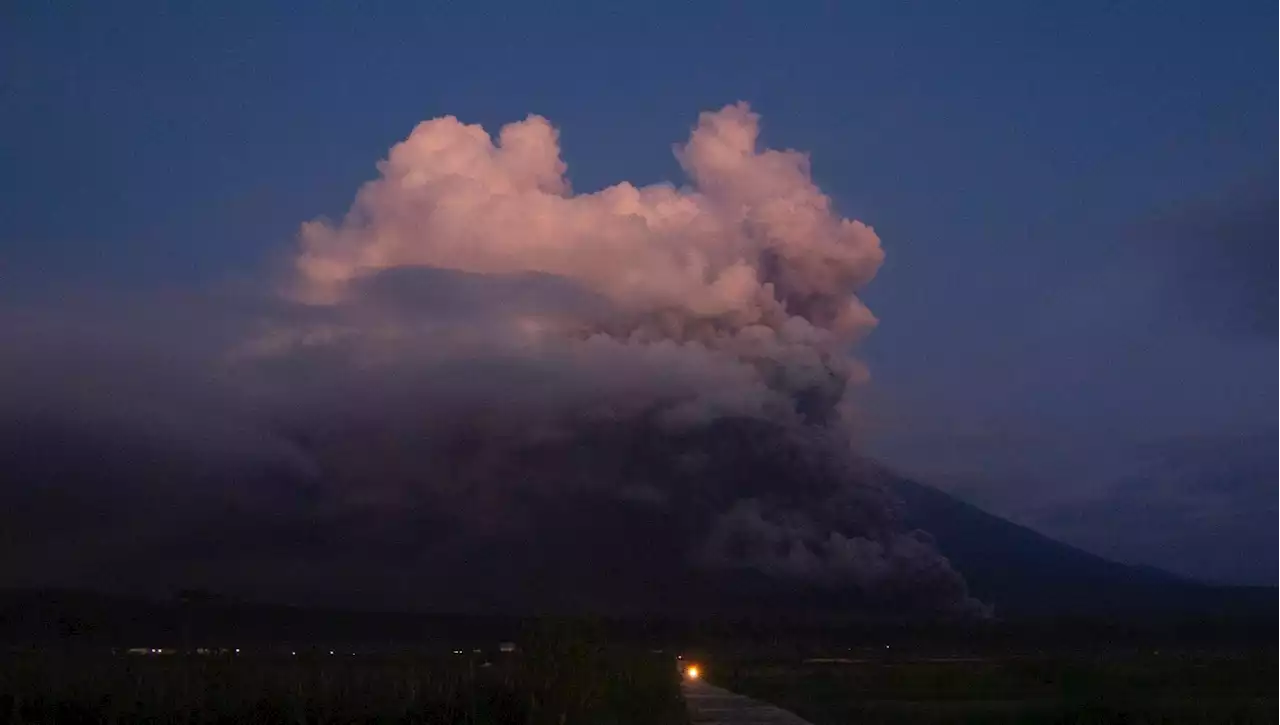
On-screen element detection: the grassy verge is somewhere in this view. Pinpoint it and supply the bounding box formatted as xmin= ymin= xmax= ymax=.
xmin=710 ymin=651 xmax=1275 ymax=725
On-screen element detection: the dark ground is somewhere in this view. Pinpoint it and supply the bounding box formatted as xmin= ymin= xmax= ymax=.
xmin=1 ymin=589 xmax=1274 ymax=724
xmin=701 ymin=649 xmax=1276 ymax=724
xmin=0 ymin=637 xmax=686 ymax=725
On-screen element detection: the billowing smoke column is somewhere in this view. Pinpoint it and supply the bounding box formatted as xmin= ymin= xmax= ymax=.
xmin=251 ymin=103 xmax=984 ymax=616
xmin=291 ymin=103 xmax=878 ymax=416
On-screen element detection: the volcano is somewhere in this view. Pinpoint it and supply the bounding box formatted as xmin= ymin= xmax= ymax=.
xmin=3 ymin=415 xmax=1268 ymax=623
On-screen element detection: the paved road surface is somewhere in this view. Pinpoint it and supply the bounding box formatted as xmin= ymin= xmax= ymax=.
xmin=682 ymin=678 xmax=814 ymax=724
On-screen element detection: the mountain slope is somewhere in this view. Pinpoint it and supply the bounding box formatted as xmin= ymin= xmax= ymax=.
xmin=2 ymin=413 xmax=1270 ymax=620
xmin=887 ymin=474 xmax=1272 ymax=616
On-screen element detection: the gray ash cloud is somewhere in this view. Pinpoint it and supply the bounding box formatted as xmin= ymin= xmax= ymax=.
xmin=0 ymin=104 xmax=985 ymax=617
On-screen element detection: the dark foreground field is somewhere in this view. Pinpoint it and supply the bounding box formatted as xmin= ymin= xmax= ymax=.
xmin=706 ymin=650 xmax=1276 ymax=725
xmin=0 ymin=644 xmax=686 ymax=725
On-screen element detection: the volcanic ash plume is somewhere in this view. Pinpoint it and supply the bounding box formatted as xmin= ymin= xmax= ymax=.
xmin=288 ymin=103 xmax=879 ymax=417
xmin=244 ymin=103 xmax=984 ymax=615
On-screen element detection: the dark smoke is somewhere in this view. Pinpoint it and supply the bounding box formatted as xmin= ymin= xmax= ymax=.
xmin=0 ymin=104 xmax=987 ymax=617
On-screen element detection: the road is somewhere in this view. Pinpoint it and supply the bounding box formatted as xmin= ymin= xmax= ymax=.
xmin=682 ymin=678 xmax=814 ymax=724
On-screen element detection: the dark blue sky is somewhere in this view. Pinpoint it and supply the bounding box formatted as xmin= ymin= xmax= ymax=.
xmin=2 ymin=1 xmax=1274 ymax=582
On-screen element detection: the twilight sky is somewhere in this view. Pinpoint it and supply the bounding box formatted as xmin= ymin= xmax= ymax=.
xmin=1 ymin=1 xmax=1275 ymax=590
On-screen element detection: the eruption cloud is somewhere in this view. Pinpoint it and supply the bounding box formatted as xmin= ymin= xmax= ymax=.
xmin=0 ymin=104 xmax=984 ymax=616
xmin=284 ymin=103 xmax=884 ymax=425
xmin=257 ymin=103 xmax=984 ymax=615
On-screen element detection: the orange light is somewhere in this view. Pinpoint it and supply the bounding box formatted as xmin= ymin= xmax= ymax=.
xmin=685 ymin=664 xmax=700 ymax=680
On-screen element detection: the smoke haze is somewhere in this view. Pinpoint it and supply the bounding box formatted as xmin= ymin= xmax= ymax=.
xmin=0 ymin=105 xmax=985 ymax=616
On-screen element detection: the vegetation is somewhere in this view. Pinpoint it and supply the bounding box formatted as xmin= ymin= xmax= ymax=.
xmin=708 ymin=650 xmax=1276 ymax=724
xmin=0 ymin=626 xmax=686 ymax=724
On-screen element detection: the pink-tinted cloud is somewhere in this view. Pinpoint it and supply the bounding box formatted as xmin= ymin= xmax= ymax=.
xmin=281 ymin=103 xmax=885 ymax=428
xmin=294 ymin=103 xmax=881 ymax=337
xmin=0 ymin=105 xmax=986 ymax=615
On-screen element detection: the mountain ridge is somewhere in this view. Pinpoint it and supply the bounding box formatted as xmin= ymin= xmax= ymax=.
xmin=2 ymin=469 xmax=1269 ymax=626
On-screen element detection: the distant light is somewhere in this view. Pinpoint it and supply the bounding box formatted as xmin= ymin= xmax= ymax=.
xmin=329 ymin=650 xmax=335 ymax=655
xmin=685 ymin=665 xmax=700 ymax=680
xmin=291 ymin=651 xmax=297 ymax=656
xmin=235 ymin=648 xmax=241 ymax=654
